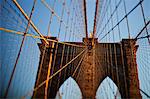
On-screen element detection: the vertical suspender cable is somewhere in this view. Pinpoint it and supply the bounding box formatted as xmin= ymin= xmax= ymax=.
xmin=4 ymin=0 xmax=37 ymax=97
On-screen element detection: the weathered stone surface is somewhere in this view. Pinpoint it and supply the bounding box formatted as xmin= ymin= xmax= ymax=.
xmin=32 ymin=38 xmax=141 ymax=99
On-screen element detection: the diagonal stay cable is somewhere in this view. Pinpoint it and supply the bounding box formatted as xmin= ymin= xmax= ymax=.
xmin=137 ymin=34 xmax=150 ymax=40
xmin=22 ymin=48 xmax=87 ymax=98
xmin=135 ymin=20 xmax=150 ymax=39
xmin=58 ymin=0 xmax=85 ymax=38
xmin=12 ymin=0 xmax=49 ymax=44
xmin=41 ymin=0 xmax=67 ymax=27
xmin=0 ymin=27 xmax=86 ymax=48
xmin=139 ymin=0 xmax=150 ymax=44
xmin=75 ymin=48 xmax=95 ymax=81
xmin=12 ymin=0 xmax=85 ymax=45
xmin=4 ymin=0 xmax=37 ymax=97
xmin=99 ymin=0 xmax=144 ymax=40
xmin=139 ymin=87 xmax=150 ymax=98
xmin=96 ymin=0 xmax=122 ymax=38
xmin=72 ymin=50 xmax=87 ymax=77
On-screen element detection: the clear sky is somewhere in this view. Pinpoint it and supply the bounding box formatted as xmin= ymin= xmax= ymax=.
xmin=0 ymin=0 xmax=150 ymax=98
xmin=86 ymin=0 xmax=96 ymax=34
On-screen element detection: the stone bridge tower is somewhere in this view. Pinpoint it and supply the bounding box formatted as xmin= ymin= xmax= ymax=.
xmin=32 ymin=37 xmax=141 ymax=99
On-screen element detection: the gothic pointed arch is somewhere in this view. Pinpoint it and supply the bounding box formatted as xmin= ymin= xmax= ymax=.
xmin=56 ymin=77 xmax=82 ymax=99
xmin=96 ymin=76 xmax=121 ymax=99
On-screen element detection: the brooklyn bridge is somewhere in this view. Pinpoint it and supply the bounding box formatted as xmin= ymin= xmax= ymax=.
xmin=0 ymin=0 xmax=150 ymax=99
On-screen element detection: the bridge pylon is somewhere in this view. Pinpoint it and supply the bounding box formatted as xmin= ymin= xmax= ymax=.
xmin=32 ymin=37 xmax=141 ymax=99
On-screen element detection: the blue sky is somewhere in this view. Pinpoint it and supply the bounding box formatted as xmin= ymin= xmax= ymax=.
xmin=0 ymin=0 xmax=150 ymax=98
xmin=10 ymin=0 xmax=150 ymax=40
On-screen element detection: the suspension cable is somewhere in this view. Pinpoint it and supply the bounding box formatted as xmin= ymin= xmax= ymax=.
xmin=83 ymin=0 xmax=88 ymax=38
xmin=22 ymin=48 xmax=86 ymax=98
xmin=12 ymin=0 xmax=48 ymax=44
xmin=4 ymin=0 xmax=37 ymax=97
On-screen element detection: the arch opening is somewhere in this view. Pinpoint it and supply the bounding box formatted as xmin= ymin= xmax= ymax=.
xmin=96 ymin=77 xmax=121 ymax=99
xmin=55 ymin=77 xmax=82 ymax=99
